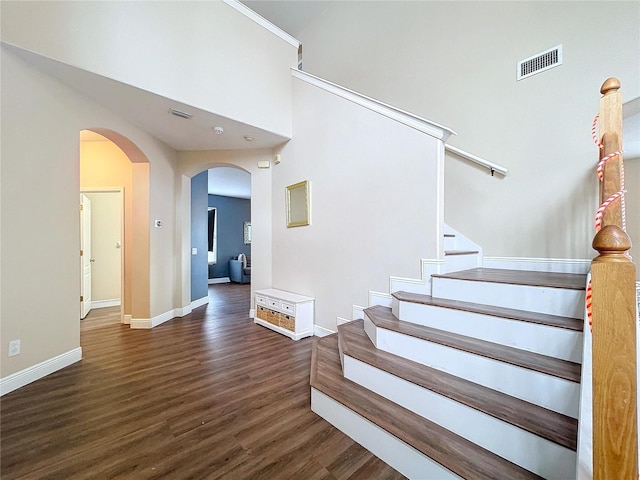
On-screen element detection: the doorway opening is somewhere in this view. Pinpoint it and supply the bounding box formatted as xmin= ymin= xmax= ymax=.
xmin=80 ymin=189 xmax=124 ymax=321
xmin=79 ymin=129 xmax=150 ymax=325
xmin=190 ymin=166 xmax=251 ymax=304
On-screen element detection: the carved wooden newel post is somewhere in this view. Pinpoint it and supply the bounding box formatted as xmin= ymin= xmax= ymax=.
xmin=591 ymin=78 xmax=638 ymax=479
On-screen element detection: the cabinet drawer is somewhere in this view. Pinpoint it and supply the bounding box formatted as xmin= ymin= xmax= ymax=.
xmin=268 ymin=299 xmax=281 ymax=310
xmin=256 ymin=295 xmax=268 ymax=306
xmin=281 ymin=302 xmax=295 ymax=315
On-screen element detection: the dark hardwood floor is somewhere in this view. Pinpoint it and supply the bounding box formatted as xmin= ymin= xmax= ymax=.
xmin=1 ymin=284 xmax=404 ymax=480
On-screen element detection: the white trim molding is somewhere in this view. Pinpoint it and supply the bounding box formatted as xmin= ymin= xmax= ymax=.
xmin=1 ymin=347 xmax=83 ymax=396
xmin=208 ymin=277 xmax=230 ymax=284
xmin=222 ymin=0 xmax=300 ymax=48
xmin=369 ymin=291 xmax=393 ymax=308
xmin=191 ymin=296 xmax=209 ymax=310
xmin=314 ymin=325 xmax=336 ymax=337
xmin=292 ymin=69 xmax=455 ymax=141
xmin=123 ymin=314 xmax=132 ymax=325
xmin=92 ymin=299 xmax=121 ymax=309
xmin=483 ymin=257 xmax=592 ymax=274
xmin=130 ymin=297 xmax=211 ymax=329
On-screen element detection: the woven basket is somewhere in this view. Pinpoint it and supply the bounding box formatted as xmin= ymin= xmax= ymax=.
xmin=280 ymin=314 xmax=295 ymax=331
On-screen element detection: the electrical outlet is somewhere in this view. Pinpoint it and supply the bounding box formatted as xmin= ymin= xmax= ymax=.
xmin=8 ymin=339 xmax=20 ymax=357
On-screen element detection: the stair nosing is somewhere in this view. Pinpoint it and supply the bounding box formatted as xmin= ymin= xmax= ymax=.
xmin=365 ymin=305 xmax=581 ymax=383
xmin=431 ymin=267 xmax=587 ymax=291
xmin=392 ymin=291 xmax=584 ymax=331
xmin=339 ymin=320 xmax=578 ymax=451
xmin=311 ymin=336 xmax=544 ymax=480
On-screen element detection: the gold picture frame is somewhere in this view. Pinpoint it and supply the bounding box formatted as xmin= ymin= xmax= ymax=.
xmin=286 ymin=180 xmax=310 ymax=227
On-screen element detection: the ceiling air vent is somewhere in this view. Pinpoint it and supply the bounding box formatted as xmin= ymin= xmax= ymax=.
xmin=517 ymin=45 xmax=563 ymax=81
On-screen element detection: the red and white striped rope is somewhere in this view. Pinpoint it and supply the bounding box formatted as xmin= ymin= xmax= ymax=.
xmin=592 ymin=113 xmax=627 ymax=232
xmin=586 ymin=279 xmax=592 ymax=332
xmin=596 ymin=150 xmax=622 ymax=180
xmin=594 ymin=190 xmax=625 ymax=232
xmin=592 ymin=114 xmax=603 ymax=148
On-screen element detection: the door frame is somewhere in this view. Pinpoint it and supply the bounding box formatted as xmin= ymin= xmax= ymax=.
xmin=80 ymin=187 xmax=125 ymax=324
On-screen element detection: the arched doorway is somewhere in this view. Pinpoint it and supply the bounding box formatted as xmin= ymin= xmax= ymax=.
xmin=79 ymin=128 xmax=150 ymax=325
xmin=190 ymin=166 xmax=252 ymax=301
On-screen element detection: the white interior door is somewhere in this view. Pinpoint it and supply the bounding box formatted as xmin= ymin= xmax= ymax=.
xmin=80 ymin=194 xmax=92 ymax=319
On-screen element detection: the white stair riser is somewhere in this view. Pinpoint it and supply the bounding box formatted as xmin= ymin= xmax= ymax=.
xmin=343 ymin=356 xmax=576 ymax=479
xmin=365 ymin=317 xmax=580 ymax=418
xmin=443 ymin=253 xmax=481 ymax=273
xmin=431 ymin=277 xmax=585 ymax=318
xmin=311 ymin=388 xmax=458 ymax=480
xmin=394 ymin=300 xmax=583 ymax=363
xmin=444 ymin=235 xmax=456 ymax=251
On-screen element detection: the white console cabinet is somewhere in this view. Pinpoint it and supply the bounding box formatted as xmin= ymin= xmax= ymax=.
xmin=254 ymin=289 xmax=314 ymax=340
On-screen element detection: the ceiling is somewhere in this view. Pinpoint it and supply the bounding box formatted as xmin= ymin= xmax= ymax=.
xmin=3 ymin=42 xmax=291 ymax=152
xmin=3 ymin=2 xmax=329 ymax=153
xmin=208 ymin=167 xmax=251 ymax=199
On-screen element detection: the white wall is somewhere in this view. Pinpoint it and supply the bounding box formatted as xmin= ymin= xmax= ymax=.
xmin=0 ymin=47 xmax=179 ymax=378
xmin=0 ymin=0 xmax=297 ymax=139
xmin=272 ymin=77 xmax=444 ymax=331
xmin=299 ymin=1 xmax=640 ymax=260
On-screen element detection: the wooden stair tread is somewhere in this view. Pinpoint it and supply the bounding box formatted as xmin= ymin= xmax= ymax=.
xmin=311 ymin=335 xmax=543 ymax=480
xmin=340 ymin=320 xmax=577 ymax=450
xmin=365 ymin=306 xmax=581 ymax=382
xmin=431 ymin=268 xmax=587 ymax=290
xmin=445 ymin=250 xmax=479 ymax=255
xmin=393 ymin=291 xmax=584 ymax=330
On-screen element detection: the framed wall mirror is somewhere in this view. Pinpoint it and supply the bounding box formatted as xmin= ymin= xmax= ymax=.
xmin=286 ymin=180 xmax=310 ymax=227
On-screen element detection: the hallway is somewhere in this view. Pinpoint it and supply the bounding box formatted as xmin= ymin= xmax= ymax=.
xmin=1 ymin=284 xmax=403 ymax=479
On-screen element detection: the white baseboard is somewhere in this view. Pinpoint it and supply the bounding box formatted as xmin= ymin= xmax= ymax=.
xmin=314 ymin=325 xmax=336 ymax=337
xmin=353 ymin=305 xmax=365 ymax=320
xmin=130 ymin=296 xmax=210 ymax=329
xmin=123 ymin=314 xmax=132 ymax=325
xmin=369 ymin=291 xmax=392 ymax=308
xmin=337 ymin=316 xmax=354 ymax=326
xmin=249 ymin=308 xmax=255 ymax=319
xmin=92 ymin=299 xmax=121 ymax=309
xmin=483 ymin=257 xmax=591 ymax=274
xmin=191 ymin=296 xmax=209 ymax=310
xmin=1 ymin=347 xmax=83 ymax=396
xmin=208 ymin=277 xmax=230 ymax=284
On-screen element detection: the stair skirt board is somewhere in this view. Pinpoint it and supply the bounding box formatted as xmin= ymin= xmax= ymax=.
xmin=431 ymin=277 xmax=585 ymax=319
xmin=341 ymin=354 xmax=576 ymax=479
xmin=311 ymin=388 xmax=459 ymax=480
xmin=364 ymin=317 xmax=580 ymax=419
xmin=393 ymin=300 xmax=583 ymax=363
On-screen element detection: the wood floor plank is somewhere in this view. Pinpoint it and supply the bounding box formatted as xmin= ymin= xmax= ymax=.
xmin=0 ymin=283 xmax=401 ymax=480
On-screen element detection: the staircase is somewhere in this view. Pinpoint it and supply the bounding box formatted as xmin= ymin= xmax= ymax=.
xmin=310 ymin=233 xmax=587 ymax=479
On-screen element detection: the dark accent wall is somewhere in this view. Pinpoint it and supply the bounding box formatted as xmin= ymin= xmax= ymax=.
xmin=191 ymin=171 xmax=209 ymax=301
xmin=208 ymin=194 xmax=251 ymax=279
